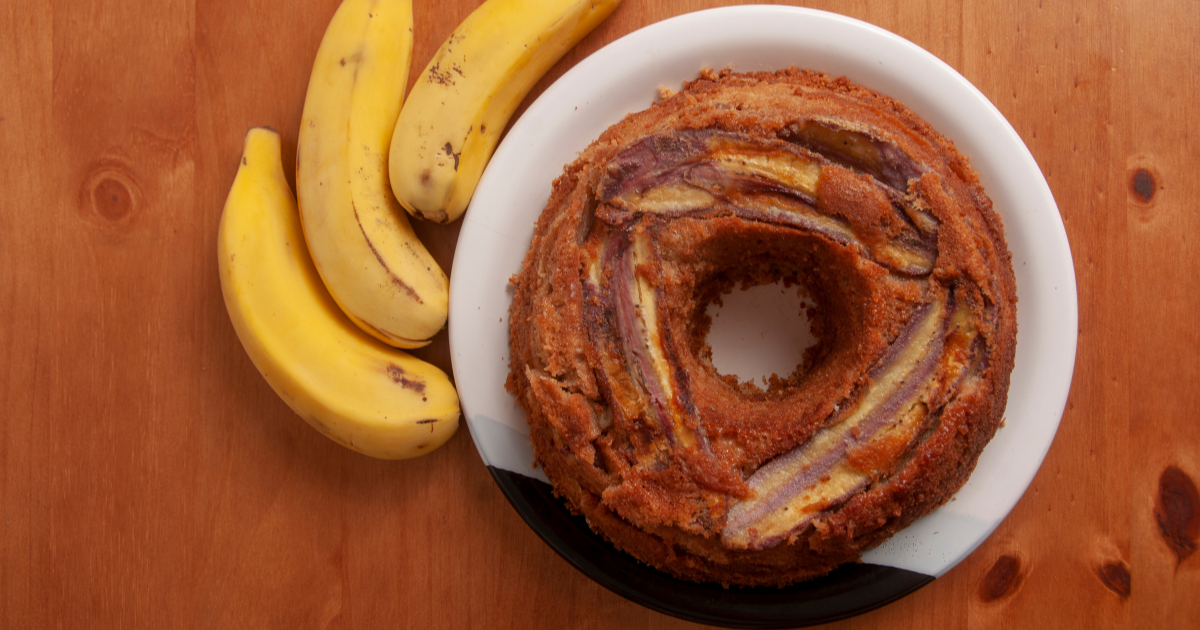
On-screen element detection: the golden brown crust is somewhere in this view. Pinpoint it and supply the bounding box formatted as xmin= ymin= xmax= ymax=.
xmin=507 ymin=68 xmax=1017 ymax=586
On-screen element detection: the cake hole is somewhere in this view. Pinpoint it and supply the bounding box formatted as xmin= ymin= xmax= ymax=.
xmin=706 ymin=280 xmax=818 ymax=386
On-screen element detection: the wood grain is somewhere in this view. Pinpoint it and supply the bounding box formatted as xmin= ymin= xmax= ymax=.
xmin=2 ymin=0 xmax=1198 ymax=628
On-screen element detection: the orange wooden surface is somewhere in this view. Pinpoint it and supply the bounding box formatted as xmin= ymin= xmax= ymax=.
xmin=2 ymin=0 xmax=1198 ymax=628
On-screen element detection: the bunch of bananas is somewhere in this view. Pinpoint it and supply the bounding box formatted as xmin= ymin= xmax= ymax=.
xmin=217 ymin=0 xmax=621 ymax=458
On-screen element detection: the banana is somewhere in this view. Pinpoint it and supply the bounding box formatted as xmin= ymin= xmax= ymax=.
xmin=297 ymin=0 xmax=448 ymax=349
xmin=389 ymin=0 xmax=623 ymax=224
xmin=219 ymin=128 xmax=460 ymax=460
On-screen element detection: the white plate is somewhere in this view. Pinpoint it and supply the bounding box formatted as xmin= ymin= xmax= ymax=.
xmin=448 ymin=6 xmax=1076 ymax=626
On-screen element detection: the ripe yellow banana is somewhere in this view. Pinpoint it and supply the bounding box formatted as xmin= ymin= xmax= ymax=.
xmin=389 ymin=0 xmax=623 ymax=223
xmin=297 ymin=0 xmax=448 ymax=349
xmin=219 ymin=128 xmax=460 ymax=460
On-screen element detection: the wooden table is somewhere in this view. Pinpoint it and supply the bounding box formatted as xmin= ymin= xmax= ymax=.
xmin=3 ymin=0 xmax=1197 ymax=627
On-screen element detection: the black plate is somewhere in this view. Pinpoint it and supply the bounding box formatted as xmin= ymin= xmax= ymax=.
xmin=489 ymin=467 xmax=933 ymax=628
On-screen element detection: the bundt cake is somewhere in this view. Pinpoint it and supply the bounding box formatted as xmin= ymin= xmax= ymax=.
xmin=506 ymin=67 xmax=1017 ymax=586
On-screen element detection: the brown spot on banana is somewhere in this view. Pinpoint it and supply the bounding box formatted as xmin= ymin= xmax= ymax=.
xmin=428 ymin=62 xmax=455 ymax=86
xmin=386 ymin=364 xmax=426 ymax=393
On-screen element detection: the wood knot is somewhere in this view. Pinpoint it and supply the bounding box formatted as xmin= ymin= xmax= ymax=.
xmin=1155 ymin=465 xmax=1199 ymax=563
xmin=93 ymin=177 xmax=133 ymax=220
xmin=79 ymin=161 xmax=140 ymax=225
xmin=1095 ymin=559 xmax=1131 ymax=598
xmin=1128 ymin=166 xmax=1159 ymax=205
xmin=978 ymin=554 xmax=1024 ymax=602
